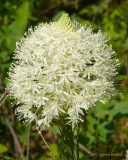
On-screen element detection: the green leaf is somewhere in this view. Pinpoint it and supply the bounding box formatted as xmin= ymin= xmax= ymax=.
xmin=125 ymin=38 xmax=128 ymax=49
xmin=107 ymin=30 xmax=121 ymax=39
xmin=93 ymin=102 xmax=109 ymax=118
xmin=15 ymin=1 xmax=30 ymax=33
xmin=99 ymin=122 xmax=113 ymax=142
xmin=86 ymin=114 xmax=97 ymax=124
xmin=47 ymin=143 xmax=59 ymax=158
xmin=108 ymin=101 xmax=128 ymax=120
xmin=79 ymin=134 xmax=95 ymax=146
xmin=4 ymin=2 xmax=16 ymax=15
xmin=8 ymin=21 xmax=22 ymax=35
xmin=0 ymin=31 xmax=5 ymax=46
xmin=5 ymin=35 xmax=20 ymax=50
xmin=50 ymin=125 xmax=61 ymax=135
xmin=52 ymin=11 xmax=66 ymax=22
xmin=79 ymin=8 xmax=89 ymax=15
xmin=106 ymin=100 xmax=118 ymax=109
xmin=0 ymin=144 xmax=8 ymax=153
xmin=86 ymin=114 xmax=97 ymax=132
xmin=1 ymin=156 xmax=12 ymax=160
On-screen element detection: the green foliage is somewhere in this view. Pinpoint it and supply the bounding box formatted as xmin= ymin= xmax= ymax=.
xmin=0 ymin=144 xmax=8 ymax=154
xmin=15 ymin=1 xmax=30 ymax=32
xmin=53 ymin=11 xmax=66 ymax=22
xmin=48 ymin=143 xmax=60 ymax=158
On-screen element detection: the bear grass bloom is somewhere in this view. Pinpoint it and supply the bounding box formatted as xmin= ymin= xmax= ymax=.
xmin=8 ymin=13 xmax=118 ymax=129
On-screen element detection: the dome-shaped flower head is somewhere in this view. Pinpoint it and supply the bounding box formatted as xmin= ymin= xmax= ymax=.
xmin=8 ymin=13 xmax=119 ymax=129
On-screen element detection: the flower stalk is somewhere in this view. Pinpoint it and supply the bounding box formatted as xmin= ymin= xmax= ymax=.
xmin=76 ymin=123 xmax=80 ymax=160
xmin=37 ymin=128 xmax=56 ymax=160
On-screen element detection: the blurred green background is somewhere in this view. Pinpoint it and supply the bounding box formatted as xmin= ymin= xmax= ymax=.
xmin=0 ymin=0 xmax=128 ymax=159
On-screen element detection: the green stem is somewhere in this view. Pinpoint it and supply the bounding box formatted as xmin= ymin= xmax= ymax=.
xmin=37 ymin=128 xmax=56 ymax=160
xmin=71 ymin=127 xmax=75 ymax=160
xmin=77 ymin=123 xmax=80 ymax=160
xmin=95 ymin=116 xmax=100 ymax=156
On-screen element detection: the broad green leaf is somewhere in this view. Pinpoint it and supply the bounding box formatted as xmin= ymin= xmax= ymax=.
xmin=53 ymin=11 xmax=66 ymax=22
xmin=108 ymin=101 xmax=128 ymax=120
xmin=86 ymin=135 xmax=95 ymax=146
xmin=93 ymin=102 xmax=109 ymax=118
xmin=0 ymin=51 xmax=10 ymax=61
xmin=106 ymin=100 xmax=118 ymax=109
xmin=79 ymin=8 xmax=89 ymax=15
xmin=0 ymin=144 xmax=8 ymax=153
xmin=5 ymin=33 xmax=21 ymax=50
xmin=107 ymin=31 xmax=121 ymax=39
xmin=1 ymin=156 xmax=12 ymax=160
xmin=15 ymin=1 xmax=30 ymax=33
xmin=47 ymin=143 xmax=59 ymax=158
xmin=111 ymin=9 xmax=120 ymax=19
xmin=86 ymin=114 xmax=97 ymax=132
xmin=86 ymin=114 xmax=97 ymax=124
xmin=99 ymin=122 xmax=113 ymax=142
xmin=0 ymin=62 xmax=12 ymax=71
xmin=8 ymin=21 xmax=22 ymax=35
xmin=79 ymin=134 xmax=95 ymax=146
xmin=50 ymin=125 xmax=61 ymax=135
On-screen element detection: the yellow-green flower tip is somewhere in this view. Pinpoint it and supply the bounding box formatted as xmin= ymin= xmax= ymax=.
xmin=56 ymin=13 xmax=76 ymax=32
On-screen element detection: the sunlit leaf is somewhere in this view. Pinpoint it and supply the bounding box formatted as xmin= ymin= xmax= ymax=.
xmin=53 ymin=11 xmax=66 ymax=22
xmin=15 ymin=1 xmax=30 ymax=33
xmin=0 ymin=144 xmax=8 ymax=153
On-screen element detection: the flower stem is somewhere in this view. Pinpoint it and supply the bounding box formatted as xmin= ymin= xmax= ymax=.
xmin=95 ymin=115 xmax=100 ymax=158
xmin=76 ymin=123 xmax=80 ymax=160
xmin=26 ymin=123 xmax=31 ymax=160
xmin=71 ymin=128 xmax=75 ymax=160
xmin=37 ymin=128 xmax=56 ymax=160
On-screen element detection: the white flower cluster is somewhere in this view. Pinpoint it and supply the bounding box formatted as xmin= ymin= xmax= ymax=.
xmin=8 ymin=13 xmax=118 ymax=129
